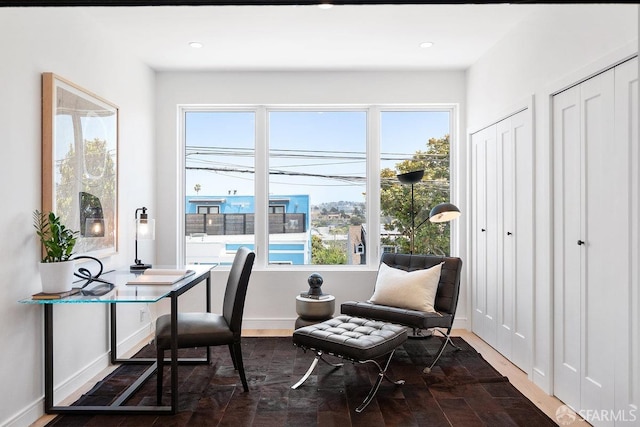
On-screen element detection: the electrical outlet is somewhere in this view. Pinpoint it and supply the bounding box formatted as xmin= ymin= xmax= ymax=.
xmin=139 ymin=308 xmax=146 ymax=322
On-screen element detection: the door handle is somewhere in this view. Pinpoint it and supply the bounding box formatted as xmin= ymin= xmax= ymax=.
xmin=481 ymin=228 xmax=486 ymax=232
xmin=577 ymin=240 xmax=585 ymax=245
xmin=507 ymin=232 xmax=513 ymax=236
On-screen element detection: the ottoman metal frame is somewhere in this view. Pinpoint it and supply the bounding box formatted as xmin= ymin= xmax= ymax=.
xmin=291 ymin=315 xmax=408 ymax=413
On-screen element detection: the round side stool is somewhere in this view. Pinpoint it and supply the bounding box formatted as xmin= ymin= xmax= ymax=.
xmin=295 ymin=295 xmax=335 ymax=329
xmin=295 ymin=273 xmax=335 ymax=329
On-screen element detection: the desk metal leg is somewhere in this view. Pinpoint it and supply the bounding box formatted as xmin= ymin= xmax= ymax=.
xmin=44 ymin=305 xmax=53 ymax=412
xmin=110 ymin=303 xmax=117 ymax=364
xmin=170 ymin=294 xmax=178 ymax=414
xmin=206 ymin=275 xmax=211 ymax=364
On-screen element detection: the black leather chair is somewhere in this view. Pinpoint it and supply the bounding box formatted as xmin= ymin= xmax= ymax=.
xmin=341 ymin=253 xmax=463 ymax=373
xmin=155 ymin=247 xmax=255 ymax=404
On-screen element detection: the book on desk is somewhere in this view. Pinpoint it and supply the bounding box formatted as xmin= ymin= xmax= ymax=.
xmin=126 ymin=268 xmax=195 ymax=285
xmin=32 ymin=288 xmax=82 ymax=300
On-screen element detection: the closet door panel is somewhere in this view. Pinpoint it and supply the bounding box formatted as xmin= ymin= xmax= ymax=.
xmin=472 ymin=129 xmax=488 ymax=339
xmin=512 ymin=110 xmax=533 ymax=373
xmin=580 ymin=68 xmax=616 ymax=416
xmin=613 ymin=57 xmax=638 ymax=417
xmin=484 ymin=127 xmax=499 ymax=347
xmin=553 ymin=85 xmax=582 ymax=410
xmin=496 ymin=119 xmax=514 ymax=360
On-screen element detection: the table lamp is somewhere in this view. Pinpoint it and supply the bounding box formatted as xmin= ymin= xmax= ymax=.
xmin=130 ymin=207 xmax=155 ymax=271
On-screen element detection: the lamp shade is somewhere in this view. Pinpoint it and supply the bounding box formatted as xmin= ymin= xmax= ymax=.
xmin=429 ymin=202 xmax=461 ymax=223
xmin=397 ymin=170 xmax=424 ymax=184
xmin=135 ymin=217 xmax=155 ymax=240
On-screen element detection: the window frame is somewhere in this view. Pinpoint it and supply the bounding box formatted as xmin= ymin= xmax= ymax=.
xmin=178 ymin=104 xmax=458 ymax=270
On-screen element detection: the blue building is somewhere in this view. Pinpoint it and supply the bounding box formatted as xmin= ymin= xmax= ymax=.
xmin=184 ymin=194 xmax=310 ymax=265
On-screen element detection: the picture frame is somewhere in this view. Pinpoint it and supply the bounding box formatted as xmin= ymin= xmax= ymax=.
xmin=42 ymin=73 xmax=119 ymax=258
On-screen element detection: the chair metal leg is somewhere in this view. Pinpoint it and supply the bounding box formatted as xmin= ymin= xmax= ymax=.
xmin=355 ymin=349 xmax=405 ymax=413
xmin=291 ymin=349 xmax=403 ymax=413
xmin=291 ymin=351 xmax=344 ymax=390
xmin=423 ymin=329 xmax=460 ymax=374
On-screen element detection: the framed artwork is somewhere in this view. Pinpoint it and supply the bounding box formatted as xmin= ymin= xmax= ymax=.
xmin=42 ymin=73 xmax=119 ymax=258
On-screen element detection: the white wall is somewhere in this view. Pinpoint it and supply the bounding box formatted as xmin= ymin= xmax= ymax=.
xmin=0 ymin=8 xmax=156 ymax=427
xmin=465 ymin=4 xmax=638 ymax=393
xmin=154 ymin=70 xmax=468 ymax=329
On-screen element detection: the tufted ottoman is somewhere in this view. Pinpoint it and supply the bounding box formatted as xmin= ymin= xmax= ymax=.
xmin=291 ymin=315 xmax=408 ymax=412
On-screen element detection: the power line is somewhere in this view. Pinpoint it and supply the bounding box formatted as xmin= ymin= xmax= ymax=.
xmin=185 ymin=145 xmax=448 ymax=162
xmin=186 ymin=165 xmax=450 ymax=189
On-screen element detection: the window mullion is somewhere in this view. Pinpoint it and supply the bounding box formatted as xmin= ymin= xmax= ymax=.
xmin=368 ymin=106 xmax=381 ymax=264
xmin=255 ymin=106 xmax=268 ymax=268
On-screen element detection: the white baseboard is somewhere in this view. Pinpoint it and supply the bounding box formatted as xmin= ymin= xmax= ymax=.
xmin=2 ymin=397 xmax=45 ymax=427
xmin=242 ymin=316 xmax=470 ymax=332
xmin=452 ymin=316 xmax=468 ymax=330
xmin=243 ymin=318 xmax=296 ymax=330
xmin=116 ymin=321 xmax=155 ymax=357
xmin=1 ymin=322 xmax=154 ymax=427
xmin=533 ymin=367 xmax=552 ymax=394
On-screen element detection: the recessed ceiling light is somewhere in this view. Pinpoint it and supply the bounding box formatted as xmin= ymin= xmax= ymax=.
xmin=419 ymin=41 xmax=434 ymax=49
xmin=189 ymin=41 xmax=204 ymax=49
xmin=318 ymin=3 xmax=333 ymax=9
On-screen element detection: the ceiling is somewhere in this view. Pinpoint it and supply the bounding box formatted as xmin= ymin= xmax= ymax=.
xmin=80 ymin=3 xmax=542 ymax=71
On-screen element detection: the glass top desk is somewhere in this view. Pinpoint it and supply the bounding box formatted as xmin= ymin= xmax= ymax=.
xmin=19 ymin=264 xmax=213 ymax=415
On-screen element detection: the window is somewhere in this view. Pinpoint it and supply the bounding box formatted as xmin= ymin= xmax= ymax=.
xmin=197 ymin=206 xmax=220 ymax=214
xmin=380 ymin=110 xmax=452 ymax=256
xmin=182 ymin=106 xmax=453 ymax=266
xmin=184 ymin=111 xmax=255 ymax=266
xmin=268 ymin=205 xmax=285 ymax=214
xmin=268 ymin=110 xmax=367 ymax=266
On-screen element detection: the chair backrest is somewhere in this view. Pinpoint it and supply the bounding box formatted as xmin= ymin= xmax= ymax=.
xmin=222 ymin=246 xmax=256 ymax=335
xmin=380 ymin=253 xmax=462 ymax=316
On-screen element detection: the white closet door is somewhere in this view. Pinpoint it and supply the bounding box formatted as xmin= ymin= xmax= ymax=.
xmin=484 ymin=127 xmax=499 ymax=348
xmin=613 ymin=57 xmax=638 ymax=419
xmin=472 ymin=125 xmax=498 ymax=345
xmin=472 ymin=128 xmax=489 ymax=340
xmin=495 ymin=110 xmax=532 ymax=373
xmin=496 ymin=118 xmax=514 ymax=361
xmin=553 ymin=84 xmax=583 ymax=411
xmin=553 ymin=63 xmax=636 ymax=425
xmin=472 ymin=111 xmax=532 ymax=372
xmin=580 ymin=68 xmax=616 ymax=419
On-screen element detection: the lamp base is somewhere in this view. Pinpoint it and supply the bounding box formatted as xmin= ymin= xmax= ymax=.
xmin=407 ymin=328 xmax=434 ymax=339
xmin=130 ymin=263 xmax=152 ymax=272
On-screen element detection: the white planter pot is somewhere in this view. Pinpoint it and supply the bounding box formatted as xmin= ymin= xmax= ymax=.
xmin=39 ymin=261 xmax=75 ymax=294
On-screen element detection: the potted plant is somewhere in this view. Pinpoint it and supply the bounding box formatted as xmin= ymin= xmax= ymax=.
xmin=33 ymin=210 xmax=79 ymax=293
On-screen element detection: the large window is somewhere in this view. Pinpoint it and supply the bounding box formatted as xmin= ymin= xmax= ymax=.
xmin=184 ymin=111 xmax=255 ymax=266
xmin=268 ymin=110 xmax=367 ymax=265
xmin=380 ymin=110 xmax=452 ymax=256
xmin=182 ymin=107 xmax=452 ymax=266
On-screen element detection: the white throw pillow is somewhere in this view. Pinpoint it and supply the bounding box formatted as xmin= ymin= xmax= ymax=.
xmin=369 ymin=262 xmax=443 ymax=312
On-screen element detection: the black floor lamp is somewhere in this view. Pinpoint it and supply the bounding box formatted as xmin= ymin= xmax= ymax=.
xmin=397 ymin=170 xmax=461 ymax=254
xmin=397 ymin=170 xmax=424 ymax=254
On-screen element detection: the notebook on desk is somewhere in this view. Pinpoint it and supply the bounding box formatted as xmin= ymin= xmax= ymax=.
xmin=126 ymin=269 xmax=195 ymax=285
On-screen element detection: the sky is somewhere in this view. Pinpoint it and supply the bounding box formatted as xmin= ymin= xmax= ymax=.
xmin=185 ymin=109 xmax=450 ymax=205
